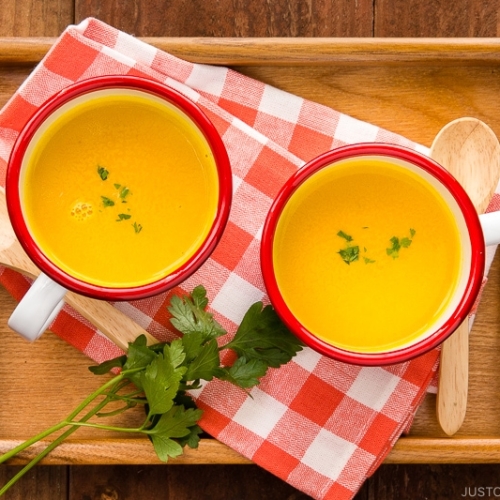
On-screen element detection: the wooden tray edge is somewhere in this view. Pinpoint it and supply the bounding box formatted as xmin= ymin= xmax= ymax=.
xmin=2 ymin=37 xmax=500 ymax=66
xmin=2 ymin=436 xmax=500 ymax=465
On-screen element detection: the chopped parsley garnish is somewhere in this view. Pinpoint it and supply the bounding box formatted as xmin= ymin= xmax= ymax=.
xmin=337 ymin=230 xmax=359 ymax=264
xmin=97 ymin=168 xmax=139 ymax=232
xmin=338 ymin=246 xmax=359 ymax=264
xmin=97 ymin=166 xmax=109 ymax=180
xmin=337 ymin=230 xmax=353 ymax=242
xmin=119 ymin=186 xmax=130 ymax=200
xmin=101 ymin=196 xmax=115 ymax=207
xmin=386 ymin=229 xmax=416 ymax=258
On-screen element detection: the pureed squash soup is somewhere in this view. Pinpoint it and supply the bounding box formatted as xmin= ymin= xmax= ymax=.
xmin=19 ymin=88 xmax=219 ymax=289
xmin=270 ymin=154 xmax=465 ymax=356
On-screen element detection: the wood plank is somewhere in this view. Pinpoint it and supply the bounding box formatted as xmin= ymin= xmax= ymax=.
xmin=69 ymin=464 xmax=305 ymax=500
xmin=75 ymin=0 xmax=373 ymax=37
xmin=0 ymin=466 xmax=67 ymax=500
xmin=360 ymin=464 xmax=500 ymax=499
xmin=0 ymin=1 xmax=73 ymax=37
xmin=375 ymin=0 xmax=500 ymax=37
xmin=5 ymin=37 xmax=500 ymax=66
xmin=4 ymin=435 xmax=500 ymax=466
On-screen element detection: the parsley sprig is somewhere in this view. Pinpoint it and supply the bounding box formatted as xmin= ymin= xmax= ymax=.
xmin=0 ymin=286 xmax=303 ymax=496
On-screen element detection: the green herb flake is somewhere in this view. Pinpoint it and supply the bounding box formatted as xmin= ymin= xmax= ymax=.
xmin=119 ymin=186 xmax=130 ymax=199
xmin=114 ymin=183 xmax=121 ymax=189
xmin=97 ymin=166 xmax=109 ymax=180
xmin=400 ymin=237 xmax=412 ymax=248
xmin=337 ymin=230 xmax=353 ymax=242
xmin=116 ymin=213 xmax=132 ymax=221
xmin=101 ymin=196 xmax=115 ymax=207
xmin=133 ymin=222 xmax=143 ymax=233
xmin=363 ymin=257 xmax=376 ymax=264
xmin=386 ymin=229 xmax=416 ymax=258
xmin=338 ymin=245 xmax=360 ymax=265
xmin=386 ymin=236 xmax=401 ymax=258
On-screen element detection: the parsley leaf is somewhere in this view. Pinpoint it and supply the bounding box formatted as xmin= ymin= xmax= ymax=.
xmin=337 ymin=230 xmax=353 ymax=242
xmin=101 ymin=196 xmax=115 ymax=207
xmin=168 ymin=285 xmax=225 ymax=341
xmin=141 ymin=353 xmax=185 ymax=416
xmin=183 ymin=339 xmax=222 ymax=381
xmin=224 ymin=302 xmax=304 ymax=368
xmin=386 ymin=236 xmax=401 ymax=258
xmin=149 ymin=406 xmax=203 ymax=462
xmin=97 ymin=166 xmax=109 ymax=180
xmin=400 ymin=237 xmax=412 ymax=248
xmin=338 ymin=245 xmax=360 ymax=264
xmin=386 ymin=229 xmax=416 ymax=258
xmin=220 ymin=356 xmax=268 ymax=388
xmin=119 ymin=186 xmax=130 ymax=199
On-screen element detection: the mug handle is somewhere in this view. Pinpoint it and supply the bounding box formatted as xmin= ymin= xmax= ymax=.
xmin=8 ymin=272 xmax=67 ymax=341
xmin=480 ymin=211 xmax=500 ymax=247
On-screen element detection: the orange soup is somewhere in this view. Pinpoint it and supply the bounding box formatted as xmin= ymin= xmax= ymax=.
xmin=272 ymin=158 xmax=462 ymax=353
xmin=21 ymin=90 xmax=219 ymax=288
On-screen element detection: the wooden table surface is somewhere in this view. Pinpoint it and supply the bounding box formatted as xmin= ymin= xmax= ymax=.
xmin=2 ymin=1 xmax=500 ymax=499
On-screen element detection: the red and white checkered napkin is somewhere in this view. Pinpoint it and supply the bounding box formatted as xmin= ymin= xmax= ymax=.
xmin=0 ymin=18 xmax=499 ymax=500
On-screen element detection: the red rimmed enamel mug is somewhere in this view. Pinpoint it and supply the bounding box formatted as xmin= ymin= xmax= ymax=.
xmin=261 ymin=143 xmax=500 ymax=366
xmin=6 ymin=75 xmax=232 ymax=341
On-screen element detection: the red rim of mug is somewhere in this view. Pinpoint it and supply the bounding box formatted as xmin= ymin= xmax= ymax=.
xmin=260 ymin=143 xmax=485 ymax=366
xmin=6 ymin=75 xmax=232 ymax=301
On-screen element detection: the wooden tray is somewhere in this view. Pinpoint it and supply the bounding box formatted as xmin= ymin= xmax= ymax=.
xmin=1 ymin=38 xmax=500 ymax=465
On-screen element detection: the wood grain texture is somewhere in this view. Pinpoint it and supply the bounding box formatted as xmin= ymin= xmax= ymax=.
xmin=75 ymin=0 xmax=373 ymax=37
xmin=0 ymin=466 xmax=67 ymax=500
xmin=6 ymin=38 xmax=500 ymax=66
xmin=358 ymin=464 xmax=500 ymax=499
xmin=4 ymin=435 xmax=500 ymax=466
xmin=0 ymin=0 xmax=73 ymax=37
xmin=375 ymin=0 xmax=500 ymax=37
xmin=69 ymin=464 xmax=308 ymax=500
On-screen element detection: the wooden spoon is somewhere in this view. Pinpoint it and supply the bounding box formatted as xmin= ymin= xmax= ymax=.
xmin=430 ymin=117 xmax=500 ymax=436
xmin=0 ymin=187 xmax=156 ymax=350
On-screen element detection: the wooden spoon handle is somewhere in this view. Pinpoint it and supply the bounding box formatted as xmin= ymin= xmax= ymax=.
xmin=64 ymin=292 xmax=156 ymax=351
xmin=436 ymin=320 xmax=469 ymax=435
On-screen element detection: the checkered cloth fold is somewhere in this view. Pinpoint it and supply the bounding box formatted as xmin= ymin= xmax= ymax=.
xmin=0 ymin=18 xmax=498 ymax=500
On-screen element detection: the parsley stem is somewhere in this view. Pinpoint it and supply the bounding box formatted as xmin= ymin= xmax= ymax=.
xmin=0 ymin=376 xmax=123 ymax=497
xmin=0 ymin=371 xmax=137 ymax=466
xmin=61 ymin=421 xmax=146 ymax=433
xmin=0 ymin=422 xmax=67 ymax=465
